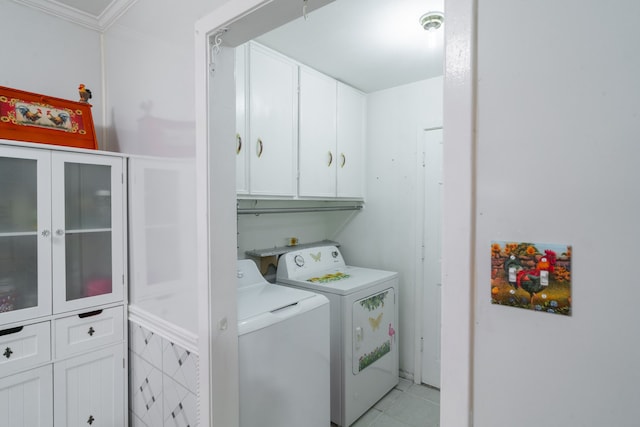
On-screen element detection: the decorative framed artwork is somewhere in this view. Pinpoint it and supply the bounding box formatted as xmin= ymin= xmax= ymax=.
xmin=0 ymin=86 xmax=97 ymax=150
xmin=491 ymin=241 xmax=572 ymax=316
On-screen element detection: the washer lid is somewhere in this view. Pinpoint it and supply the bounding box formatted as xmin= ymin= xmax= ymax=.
xmin=278 ymin=265 xmax=398 ymax=296
xmin=237 ymin=282 xmax=319 ymax=321
xmin=237 ymin=259 xmax=320 ymax=321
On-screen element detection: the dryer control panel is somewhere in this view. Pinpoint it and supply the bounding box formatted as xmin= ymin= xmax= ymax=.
xmin=277 ymin=246 xmax=345 ymax=280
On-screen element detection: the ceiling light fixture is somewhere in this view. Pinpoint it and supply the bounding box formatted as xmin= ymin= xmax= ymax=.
xmin=419 ymin=11 xmax=444 ymax=31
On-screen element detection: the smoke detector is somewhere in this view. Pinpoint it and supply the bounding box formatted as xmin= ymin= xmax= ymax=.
xmin=419 ymin=11 xmax=444 ymax=31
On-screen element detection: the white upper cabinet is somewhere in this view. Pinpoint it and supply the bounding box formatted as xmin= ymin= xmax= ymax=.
xmin=336 ymin=83 xmax=366 ymax=199
xmin=298 ymin=66 xmax=337 ymax=197
xmin=247 ymin=43 xmax=298 ymax=197
xmin=50 ymin=152 xmax=124 ymax=314
xmin=235 ymin=44 xmax=249 ymax=195
xmin=0 ymin=145 xmax=125 ymax=322
xmin=0 ymin=146 xmax=52 ymax=325
xmin=235 ymin=42 xmax=365 ymax=200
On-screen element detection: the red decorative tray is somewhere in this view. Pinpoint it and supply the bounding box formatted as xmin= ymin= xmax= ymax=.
xmin=0 ymin=85 xmax=97 ymax=150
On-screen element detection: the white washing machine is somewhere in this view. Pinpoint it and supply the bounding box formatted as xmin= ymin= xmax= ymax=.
xmin=236 ymin=259 xmax=330 ymax=427
xmin=276 ymin=246 xmax=399 ymax=427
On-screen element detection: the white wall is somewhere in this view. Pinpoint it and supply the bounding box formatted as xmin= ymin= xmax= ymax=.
xmin=473 ymin=1 xmax=640 ymax=426
xmin=103 ymin=0 xmax=228 ymax=336
xmin=0 ymin=0 xmax=103 ymax=146
xmin=335 ymin=77 xmax=443 ymax=378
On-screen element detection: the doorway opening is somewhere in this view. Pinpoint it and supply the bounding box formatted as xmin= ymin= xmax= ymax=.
xmin=198 ymin=0 xmax=446 ymax=424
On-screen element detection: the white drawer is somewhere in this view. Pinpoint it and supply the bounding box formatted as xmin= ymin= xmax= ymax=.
xmin=0 ymin=321 xmax=51 ymax=377
xmin=54 ymin=306 xmax=124 ymax=359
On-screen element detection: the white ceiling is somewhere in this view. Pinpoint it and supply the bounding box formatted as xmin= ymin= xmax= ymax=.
xmin=255 ymin=0 xmax=445 ymax=93
xmin=13 ymin=0 xmax=444 ymax=93
xmin=11 ymin=0 xmax=135 ymax=31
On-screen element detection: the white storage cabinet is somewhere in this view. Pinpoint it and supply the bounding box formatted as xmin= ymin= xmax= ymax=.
xmin=298 ymin=66 xmax=337 ymax=198
xmin=298 ymin=71 xmax=366 ymax=199
xmin=336 ymin=82 xmax=366 ymax=199
xmin=245 ymin=42 xmax=299 ymax=197
xmin=0 ymin=141 xmax=127 ymax=427
xmin=236 ymin=43 xmax=365 ymax=200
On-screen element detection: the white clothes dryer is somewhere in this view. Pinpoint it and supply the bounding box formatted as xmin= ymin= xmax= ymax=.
xmin=237 ymin=259 xmax=330 ymax=427
xmin=276 ymin=246 xmax=399 ymax=427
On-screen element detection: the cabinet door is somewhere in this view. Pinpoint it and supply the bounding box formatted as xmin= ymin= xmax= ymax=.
xmin=51 ymin=153 xmax=124 ymax=314
xmin=248 ymin=43 xmax=298 ymax=197
xmin=235 ymin=43 xmax=249 ymax=195
xmin=298 ymin=66 xmax=337 ymax=197
xmin=0 ymin=364 xmax=53 ymax=427
xmin=337 ymin=83 xmax=366 ymax=199
xmin=54 ymin=344 xmax=124 ymax=427
xmin=0 ymin=146 xmax=52 ymax=324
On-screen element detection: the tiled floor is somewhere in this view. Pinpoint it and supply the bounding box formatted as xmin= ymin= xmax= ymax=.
xmin=346 ymin=379 xmax=440 ymax=427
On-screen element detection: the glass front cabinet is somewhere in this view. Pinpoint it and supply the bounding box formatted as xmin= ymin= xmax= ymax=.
xmin=0 ymin=142 xmax=126 ymax=427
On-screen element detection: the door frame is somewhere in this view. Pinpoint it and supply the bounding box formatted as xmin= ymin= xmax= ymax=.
xmin=194 ymin=0 xmax=477 ymax=426
xmin=414 ymin=127 xmax=443 ymax=389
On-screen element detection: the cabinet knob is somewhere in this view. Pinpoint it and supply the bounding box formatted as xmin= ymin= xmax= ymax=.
xmin=88 ymin=326 xmax=95 ymax=336
xmin=87 ymin=415 xmax=95 ymax=425
xmin=56 ymin=229 xmax=65 ymax=236
xmin=41 ymin=229 xmax=51 ymax=237
xmin=3 ymin=347 xmax=13 ymax=359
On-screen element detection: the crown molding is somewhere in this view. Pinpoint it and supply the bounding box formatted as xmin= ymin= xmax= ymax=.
xmin=12 ymin=0 xmax=138 ymax=32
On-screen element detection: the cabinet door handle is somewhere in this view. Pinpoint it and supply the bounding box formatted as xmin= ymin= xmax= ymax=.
xmin=88 ymin=326 xmax=95 ymax=336
xmin=55 ymin=229 xmax=65 ymax=236
xmin=3 ymin=347 xmax=13 ymax=359
xmin=41 ymin=229 xmax=50 ymax=237
xmin=328 ymin=151 xmax=333 ymax=167
xmin=0 ymin=326 xmax=23 ymax=337
xmin=78 ymin=309 xmax=103 ymax=319
xmin=256 ymin=138 xmax=263 ymax=158
xmin=340 ymin=153 xmax=346 ymax=168
xmin=236 ymin=134 xmax=242 ymax=155
xmin=87 ymin=415 xmax=95 ymax=425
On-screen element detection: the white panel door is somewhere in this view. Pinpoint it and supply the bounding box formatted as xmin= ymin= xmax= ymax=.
xmin=50 ymin=152 xmax=124 ymax=314
xmin=421 ymin=128 xmax=443 ymax=388
xmin=54 ymin=344 xmax=124 ymax=427
xmin=0 ymin=364 xmax=53 ymax=427
xmin=248 ymin=43 xmax=298 ymax=197
xmin=298 ymin=66 xmax=337 ymax=197
xmin=336 ymin=83 xmax=366 ymax=199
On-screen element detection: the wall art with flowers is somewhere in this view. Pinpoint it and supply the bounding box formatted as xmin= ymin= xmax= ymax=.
xmin=491 ymin=241 xmax=572 ymax=316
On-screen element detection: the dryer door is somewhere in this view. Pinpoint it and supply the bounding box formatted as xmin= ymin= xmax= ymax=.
xmin=352 ymin=287 xmax=396 ymax=374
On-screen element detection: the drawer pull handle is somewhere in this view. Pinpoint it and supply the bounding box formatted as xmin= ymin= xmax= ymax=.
xmin=0 ymin=326 xmax=23 ymax=337
xmin=87 ymin=415 xmax=95 ymax=425
xmin=3 ymin=347 xmax=13 ymax=359
xmin=79 ymin=309 xmax=103 ymax=319
xmin=88 ymin=327 xmax=95 ymax=336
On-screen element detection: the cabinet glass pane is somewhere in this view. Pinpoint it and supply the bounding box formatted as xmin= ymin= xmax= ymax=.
xmin=0 ymin=157 xmax=38 ymax=233
xmin=0 ymin=236 xmax=38 ymax=312
xmin=64 ymin=163 xmax=112 ymax=230
xmin=65 ymin=231 xmax=112 ymax=301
